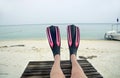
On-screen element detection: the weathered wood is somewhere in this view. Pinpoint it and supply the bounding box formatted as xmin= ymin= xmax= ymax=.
xmin=21 ymin=59 xmax=103 ymax=78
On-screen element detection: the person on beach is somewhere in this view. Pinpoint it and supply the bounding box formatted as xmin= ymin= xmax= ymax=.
xmin=46 ymin=25 xmax=87 ymax=78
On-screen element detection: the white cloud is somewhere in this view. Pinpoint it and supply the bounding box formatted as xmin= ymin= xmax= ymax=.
xmin=0 ymin=0 xmax=120 ymax=25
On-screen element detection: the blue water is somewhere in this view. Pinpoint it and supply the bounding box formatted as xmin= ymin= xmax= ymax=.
xmin=0 ymin=23 xmax=119 ymax=40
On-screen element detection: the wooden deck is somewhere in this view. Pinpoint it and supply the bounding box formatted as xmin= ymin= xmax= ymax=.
xmin=21 ymin=59 xmax=103 ymax=78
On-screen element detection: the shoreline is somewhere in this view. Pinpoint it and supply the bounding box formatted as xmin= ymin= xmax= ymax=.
xmin=0 ymin=40 xmax=120 ymax=78
xmin=0 ymin=38 xmax=106 ymax=41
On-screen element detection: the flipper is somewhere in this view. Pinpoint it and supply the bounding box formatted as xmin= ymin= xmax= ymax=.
xmin=46 ymin=26 xmax=61 ymax=57
xmin=67 ymin=25 xmax=80 ymax=56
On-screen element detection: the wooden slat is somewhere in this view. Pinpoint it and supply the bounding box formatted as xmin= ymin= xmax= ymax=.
xmin=21 ymin=59 xmax=103 ymax=78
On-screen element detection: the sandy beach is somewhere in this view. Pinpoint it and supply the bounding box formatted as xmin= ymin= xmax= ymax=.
xmin=0 ymin=39 xmax=120 ymax=78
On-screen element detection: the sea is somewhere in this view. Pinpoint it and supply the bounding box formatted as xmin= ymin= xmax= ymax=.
xmin=0 ymin=23 xmax=120 ymax=40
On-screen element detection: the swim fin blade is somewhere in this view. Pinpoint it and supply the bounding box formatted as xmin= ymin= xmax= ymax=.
xmin=67 ymin=25 xmax=80 ymax=56
xmin=46 ymin=26 xmax=61 ymax=57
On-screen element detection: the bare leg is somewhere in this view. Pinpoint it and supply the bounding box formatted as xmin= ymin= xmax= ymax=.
xmin=50 ymin=54 xmax=65 ymax=78
xmin=71 ymin=54 xmax=87 ymax=78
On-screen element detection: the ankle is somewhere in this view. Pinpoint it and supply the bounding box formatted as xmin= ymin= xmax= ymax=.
xmin=54 ymin=54 xmax=60 ymax=60
xmin=71 ymin=54 xmax=77 ymax=62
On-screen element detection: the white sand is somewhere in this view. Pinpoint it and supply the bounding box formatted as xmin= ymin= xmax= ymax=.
xmin=0 ymin=39 xmax=120 ymax=78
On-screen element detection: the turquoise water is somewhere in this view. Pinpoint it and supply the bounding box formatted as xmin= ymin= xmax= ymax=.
xmin=0 ymin=23 xmax=119 ymax=40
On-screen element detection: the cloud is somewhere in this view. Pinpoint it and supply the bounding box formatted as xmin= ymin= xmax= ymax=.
xmin=0 ymin=0 xmax=120 ymax=25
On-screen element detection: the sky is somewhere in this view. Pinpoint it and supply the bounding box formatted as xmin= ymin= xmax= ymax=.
xmin=0 ymin=0 xmax=120 ymax=25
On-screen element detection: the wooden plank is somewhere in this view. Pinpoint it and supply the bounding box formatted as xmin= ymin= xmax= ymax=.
xmin=21 ymin=59 xmax=103 ymax=78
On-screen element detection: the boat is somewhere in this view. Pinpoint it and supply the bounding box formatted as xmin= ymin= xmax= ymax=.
xmin=104 ymin=24 xmax=120 ymax=40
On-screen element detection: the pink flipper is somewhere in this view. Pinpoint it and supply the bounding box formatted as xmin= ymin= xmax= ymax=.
xmin=46 ymin=26 xmax=61 ymax=57
xmin=67 ymin=25 xmax=80 ymax=56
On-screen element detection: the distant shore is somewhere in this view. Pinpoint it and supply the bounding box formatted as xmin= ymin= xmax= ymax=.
xmin=0 ymin=39 xmax=120 ymax=78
